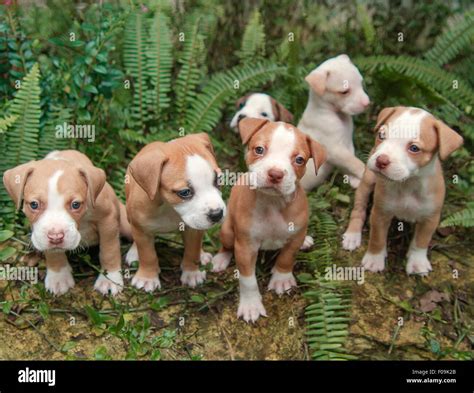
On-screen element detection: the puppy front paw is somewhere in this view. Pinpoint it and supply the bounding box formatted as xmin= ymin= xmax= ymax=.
xmin=200 ymin=250 xmax=213 ymax=265
xmin=211 ymin=251 xmax=232 ymax=272
xmin=342 ymin=231 xmax=362 ymax=251
xmin=131 ymin=272 xmax=161 ymax=292
xmin=45 ymin=265 xmax=75 ymax=295
xmin=124 ymin=243 xmax=138 ymax=266
xmin=268 ymin=270 xmax=297 ymax=295
xmin=406 ymin=249 xmax=432 ymax=276
xmin=361 ymin=250 xmax=386 ymax=272
xmin=180 ymin=269 xmax=206 ymax=288
xmin=300 ymin=235 xmax=314 ymax=251
xmin=94 ymin=271 xmax=123 ymax=296
xmin=348 ymin=175 xmax=361 ymax=189
xmin=237 ymin=295 xmax=267 ymax=323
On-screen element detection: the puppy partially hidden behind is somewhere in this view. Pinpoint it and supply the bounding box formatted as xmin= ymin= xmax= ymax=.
xmin=230 ymin=93 xmax=293 ymax=130
xmin=3 ymin=150 xmax=131 ymax=295
xmin=342 ymin=106 xmax=463 ymax=275
xmin=125 ymin=133 xmax=226 ymax=291
xmin=298 ymin=54 xmax=370 ymax=190
xmin=211 ymin=118 xmax=326 ymax=322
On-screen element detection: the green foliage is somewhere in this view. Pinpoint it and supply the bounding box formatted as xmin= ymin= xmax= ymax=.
xmin=441 ymin=203 xmax=474 ymax=227
xmin=237 ymin=10 xmax=266 ymax=63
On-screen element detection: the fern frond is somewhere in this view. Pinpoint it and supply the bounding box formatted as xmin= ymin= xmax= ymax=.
xmin=185 ymin=61 xmax=285 ymax=133
xmin=424 ymin=10 xmax=474 ymax=66
xmin=355 ymin=55 xmax=474 ymax=114
xmin=356 ymin=2 xmax=376 ymax=49
xmin=38 ymin=106 xmax=73 ymax=157
xmin=441 ymin=203 xmax=474 ymax=227
xmin=237 ymin=10 xmax=265 ymax=63
xmin=175 ymin=14 xmax=206 ymax=129
xmin=146 ymin=8 xmax=172 ymax=126
xmin=124 ymin=10 xmax=149 ymax=130
xmin=0 ymin=115 xmax=17 ymax=133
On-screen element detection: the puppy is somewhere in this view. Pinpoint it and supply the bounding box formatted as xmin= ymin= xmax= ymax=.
xmin=230 ymin=93 xmax=294 ymax=130
xmin=3 ymin=150 xmax=131 ymax=295
xmin=342 ymin=106 xmax=463 ymax=275
xmin=298 ymin=54 xmax=370 ymax=190
xmin=125 ymin=133 xmax=226 ymax=291
xmin=211 ymin=118 xmax=326 ymax=322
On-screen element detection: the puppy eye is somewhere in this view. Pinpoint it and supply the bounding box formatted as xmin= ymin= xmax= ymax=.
xmin=30 ymin=201 xmax=39 ymax=210
xmin=239 ymin=102 xmax=246 ymax=109
xmin=340 ymin=90 xmax=350 ymax=95
xmin=71 ymin=201 xmax=81 ymax=210
xmin=254 ymin=146 xmax=265 ymax=155
xmin=261 ymin=112 xmax=268 ymax=117
xmin=176 ymin=188 xmax=193 ymax=199
xmin=408 ymin=144 xmax=420 ymax=153
xmin=295 ymin=156 xmax=305 ymax=165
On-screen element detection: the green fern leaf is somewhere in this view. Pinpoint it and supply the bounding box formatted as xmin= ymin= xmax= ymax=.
xmin=441 ymin=203 xmax=474 ymax=227
xmin=237 ymin=10 xmax=266 ymax=63
xmin=38 ymin=106 xmax=73 ymax=158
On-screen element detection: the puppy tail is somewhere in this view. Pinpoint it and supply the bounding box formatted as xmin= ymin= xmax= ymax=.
xmin=119 ymin=202 xmax=133 ymax=241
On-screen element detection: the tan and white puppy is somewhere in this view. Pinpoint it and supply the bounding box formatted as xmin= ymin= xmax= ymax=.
xmin=211 ymin=118 xmax=326 ymax=322
xmin=342 ymin=106 xmax=463 ymax=275
xmin=3 ymin=150 xmax=131 ymax=296
xmin=229 ymin=93 xmax=294 ymax=130
xmin=298 ymin=54 xmax=370 ymax=190
xmin=125 ymin=133 xmax=226 ymax=291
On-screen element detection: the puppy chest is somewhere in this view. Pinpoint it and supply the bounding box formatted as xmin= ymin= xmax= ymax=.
xmin=143 ymin=203 xmax=182 ymax=233
xmin=79 ymin=220 xmax=99 ymax=246
xmin=250 ymin=208 xmax=297 ymax=250
xmin=383 ymin=190 xmax=435 ymax=222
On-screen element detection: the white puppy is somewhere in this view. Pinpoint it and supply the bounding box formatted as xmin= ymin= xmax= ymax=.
xmin=298 ymin=54 xmax=370 ymax=190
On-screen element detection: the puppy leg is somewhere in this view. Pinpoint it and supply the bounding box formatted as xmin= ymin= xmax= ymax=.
xmin=361 ymin=207 xmax=392 ymax=272
xmin=181 ymin=228 xmax=206 ymax=288
xmin=300 ymin=161 xmax=333 ymax=191
xmin=328 ymin=147 xmax=366 ymax=188
xmin=211 ymin=217 xmax=234 ymax=272
xmin=95 ymin=213 xmax=124 ymax=296
xmin=44 ymin=251 xmax=74 ymax=295
xmin=131 ymin=225 xmax=160 ymax=292
xmin=269 ymin=229 xmax=306 ymax=294
xmin=406 ymin=213 xmax=440 ymax=276
xmin=235 ymin=238 xmax=266 ymax=322
xmin=342 ymin=168 xmax=376 ymax=251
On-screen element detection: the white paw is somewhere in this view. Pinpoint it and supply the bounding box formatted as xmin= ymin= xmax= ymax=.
xmin=125 ymin=243 xmax=138 ymax=266
xmin=342 ymin=231 xmax=362 ymax=251
xmin=348 ymin=175 xmax=361 ymax=189
xmin=45 ymin=265 xmax=75 ymax=295
xmin=131 ymin=274 xmax=161 ymax=292
xmin=200 ymin=251 xmax=213 ymax=265
xmin=94 ymin=271 xmax=124 ymax=296
xmin=237 ymin=294 xmax=267 ymax=323
xmin=406 ymin=248 xmax=432 ymax=276
xmin=300 ymin=235 xmax=314 ymax=251
xmin=180 ymin=269 xmax=206 ymax=288
xmin=361 ymin=249 xmax=386 ymax=272
xmin=211 ymin=251 xmax=232 ymax=272
xmin=268 ymin=270 xmax=297 ymax=295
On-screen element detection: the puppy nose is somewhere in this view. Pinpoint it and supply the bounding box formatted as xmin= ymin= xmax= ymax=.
xmin=207 ymin=208 xmax=224 ymax=223
xmin=237 ymin=114 xmax=246 ymax=123
xmin=47 ymin=230 xmax=65 ymax=244
xmin=268 ymin=168 xmax=285 ymax=184
xmin=375 ymin=154 xmax=390 ymax=170
xmin=361 ymin=96 xmax=370 ymax=107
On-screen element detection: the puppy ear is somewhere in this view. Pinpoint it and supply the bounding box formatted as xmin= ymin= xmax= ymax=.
xmin=238 ymin=117 xmax=269 ymax=145
xmin=190 ymin=132 xmax=216 ymax=157
xmin=236 ymin=94 xmax=251 ymax=109
xmin=3 ymin=161 xmax=36 ymax=210
xmin=271 ymin=98 xmax=294 ymax=123
xmin=78 ymin=166 xmax=106 ymax=208
xmin=305 ymin=70 xmax=328 ymax=96
xmin=433 ymin=119 xmax=464 ymax=160
xmin=338 ymin=53 xmax=350 ymax=62
xmin=306 ymin=136 xmax=327 ymax=174
xmin=374 ymin=107 xmax=401 ymax=132
xmin=128 ymin=149 xmax=168 ymax=201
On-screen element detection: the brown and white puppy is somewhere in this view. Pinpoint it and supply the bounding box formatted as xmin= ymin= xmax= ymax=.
xmin=211 ymin=118 xmax=326 ymax=322
xmin=342 ymin=106 xmax=463 ymax=275
xmin=3 ymin=150 xmax=131 ymax=295
xmin=125 ymin=133 xmax=226 ymax=291
xmin=229 ymin=93 xmax=294 ymax=130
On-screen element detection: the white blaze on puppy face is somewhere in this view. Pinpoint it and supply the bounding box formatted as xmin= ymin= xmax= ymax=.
xmin=31 ymin=170 xmax=81 ymax=251
xmin=367 ymin=109 xmax=428 ymax=182
xmin=248 ymin=125 xmax=298 ymax=196
xmin=230 ymin=93 xmax=275 ymax=128
xmin=173 ymin=154 xmax=226 ymax=230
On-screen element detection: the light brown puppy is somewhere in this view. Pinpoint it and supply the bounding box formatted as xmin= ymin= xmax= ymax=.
xmin=211 ymin=118 xmax=326 ymax=322
xmin=342 ymin=106 xmax=463 ymax=275
xmin=3 ymin=150 xmax=131 ymax=295
xmin=125 ymin=133 xmax=226 ymax=291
